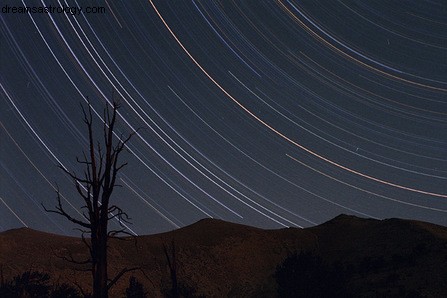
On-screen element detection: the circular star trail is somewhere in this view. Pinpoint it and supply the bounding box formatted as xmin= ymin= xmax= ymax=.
xmin=1 ymin=0 xmax=446 ymax=235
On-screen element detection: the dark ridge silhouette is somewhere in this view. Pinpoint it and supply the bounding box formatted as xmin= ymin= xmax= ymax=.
xmin=1 ymin=214 xmax=446 ymax=297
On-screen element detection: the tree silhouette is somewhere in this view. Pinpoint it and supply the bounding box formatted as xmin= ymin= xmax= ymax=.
xmin=161 ymin=240 xmax=203 ymax=298
xmin=44 ymin=99 xmax=137 ymax=298
xmin=125 ymin=276 xmax=147 ymax=298
xmin=163 ymin=241 xmax=179 ymax=298
xmin=274 ymin=251 xmax=350 ymax=298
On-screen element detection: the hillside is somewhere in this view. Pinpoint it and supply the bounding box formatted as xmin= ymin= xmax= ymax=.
xmin=1 ymin=215 xmax=446 ymax=297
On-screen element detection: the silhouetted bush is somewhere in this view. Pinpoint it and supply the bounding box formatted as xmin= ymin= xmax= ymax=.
xmin=126 ymin=276 xmax=147 ymax=298
xmin=0 ymin=271 xmax=51 ymax=297
xmin=50 ymin=283 xmax=81 ymax=298
xmin=404 ymin=289 xmax=425 ymax=298
xmin=0 ymin=282 xmax=13 ymax=298
xmin=161 ymin=281 xmax=204 ymax=298
xmin=0 ymin=271 xmax=81 ymax=298
xmin=274 ymin=251 xmax=349 ymax=298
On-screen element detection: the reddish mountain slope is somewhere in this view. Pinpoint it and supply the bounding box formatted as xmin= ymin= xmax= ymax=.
xmin=1 ymin=215 xmax=446 ymax=297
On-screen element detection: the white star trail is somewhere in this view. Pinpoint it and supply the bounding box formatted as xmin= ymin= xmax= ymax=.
xmin=1 ymin=0 xmax=446 ymax=235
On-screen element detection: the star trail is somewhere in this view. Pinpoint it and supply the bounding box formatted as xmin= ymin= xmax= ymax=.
xmin=1 ymin=0 xmax=446 ymax=235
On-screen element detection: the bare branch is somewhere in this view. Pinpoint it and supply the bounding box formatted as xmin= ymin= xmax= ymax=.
xmin=59 ymin=164 xmax=92 ymax=185
xmin=61 ymin=252 xmax=91 ymax=266
xmin=107 ymin=267 xmax=140 ymax=291
xmin=42 ymin=189 xmax=91 ymax=229
xmin=107 ymin=205 xmax=131 ymax=225
xmin=75 ymin=228 xmax=93 ymax=256
xmin=107 ymin=229 xmax=134 ymax=239
xmin=73 ymin=278 xmax=90 ymax=298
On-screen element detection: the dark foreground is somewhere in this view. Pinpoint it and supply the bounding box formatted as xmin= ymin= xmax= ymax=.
xmin=1 ymin=214 xmax=446 ymax=297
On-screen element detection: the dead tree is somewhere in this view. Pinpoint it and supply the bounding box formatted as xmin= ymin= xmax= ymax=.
xmin=44 ymin=100 xmax=137 ymax=298
xmin=163 ymin=241 xmax=179 ymax=298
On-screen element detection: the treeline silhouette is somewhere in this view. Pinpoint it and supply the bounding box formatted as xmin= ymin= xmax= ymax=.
xmin=0 ymin=271 xmax=80 ymax=298
xmin=274 ymin=251 xmax=350 ymax=298
xmin=0 ymin=271 xmax=147 ymax=298
xmin=274 ymin=250 xmax=428 ymax=298
xmin=0 ymin=269 xmax=202 ymax=298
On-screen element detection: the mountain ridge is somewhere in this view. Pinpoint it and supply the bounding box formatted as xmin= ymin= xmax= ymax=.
xmin=1 ymin=214 xmax=446 ymax=297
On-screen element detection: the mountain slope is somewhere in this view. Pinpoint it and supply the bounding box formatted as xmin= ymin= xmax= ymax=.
xmin=1 ymin=215 xmax=446 ymax=297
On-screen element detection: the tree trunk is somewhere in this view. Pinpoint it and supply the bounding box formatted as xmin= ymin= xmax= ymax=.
xmin=92 ymin=232 xmax=108 ymax=297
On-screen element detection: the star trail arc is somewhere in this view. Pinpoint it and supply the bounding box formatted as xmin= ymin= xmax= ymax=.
xmin=1 ymin=0 xmax=446 ymax=235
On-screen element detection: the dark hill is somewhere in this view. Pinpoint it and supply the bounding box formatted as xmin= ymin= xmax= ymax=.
xmin=1 ymin=215 xmax=446 ymax=297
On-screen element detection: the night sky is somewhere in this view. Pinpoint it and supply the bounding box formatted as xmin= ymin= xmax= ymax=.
xmin=1 ymin=1 xmax=446 ymax=236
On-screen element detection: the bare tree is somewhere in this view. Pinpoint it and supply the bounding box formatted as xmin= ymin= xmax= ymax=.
xmin=44 ymin=99 xmax=137 ymax=298
xmin=163 ymin=240 xmax=179 ymax=298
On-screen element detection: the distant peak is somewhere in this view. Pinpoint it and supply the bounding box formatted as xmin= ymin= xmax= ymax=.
xmin=329 ymin=214 xmax=363 ymax=222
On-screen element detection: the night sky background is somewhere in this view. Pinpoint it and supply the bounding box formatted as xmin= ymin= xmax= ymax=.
xmin=1 ymin=0 xmax=446 ymax=236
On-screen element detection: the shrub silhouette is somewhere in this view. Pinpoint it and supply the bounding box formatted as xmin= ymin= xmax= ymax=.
xmin=126 ymin=276 xmax=147 ymax=298
xmin=0 ymin=270 xmax=51 ymax=297
xmin=161 ymin=282 xmax=204 ymax=298
xmin=274 ymin=251 xmax=349 ymax=298
xmin=50 ymin=283 xmax=81 ymax=298
xmin=0 ymin=271 xmax=81 ymax=298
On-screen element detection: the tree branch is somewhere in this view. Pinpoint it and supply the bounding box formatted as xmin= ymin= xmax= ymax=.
xmin=107 ymin=267 xmax=140 ymax=291
xmin=42 ymin=189 xmax=91 ymax=229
